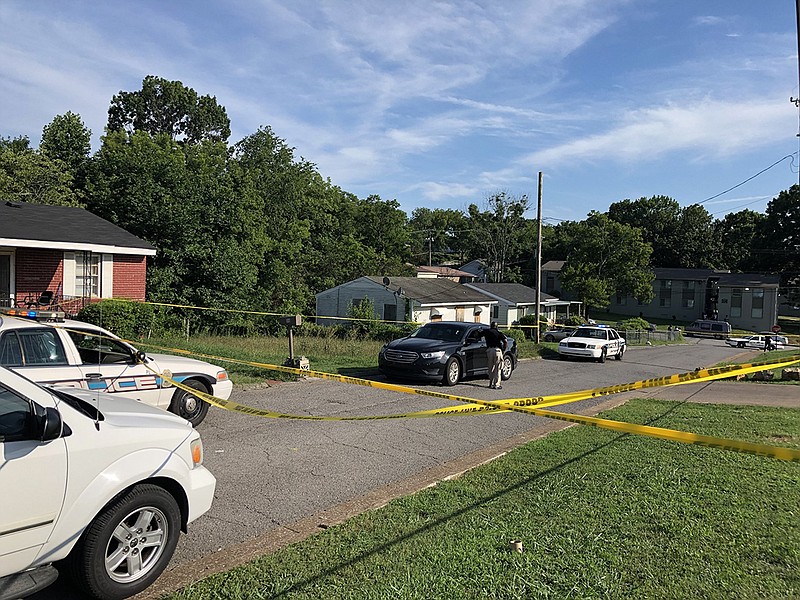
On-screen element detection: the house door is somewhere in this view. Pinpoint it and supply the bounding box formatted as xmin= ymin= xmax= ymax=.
xmin=0 ymin=255 xmax=10 ymax=307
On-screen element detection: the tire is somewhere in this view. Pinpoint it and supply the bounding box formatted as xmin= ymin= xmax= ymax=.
xmin=62 ymin=484 xmax=181 ymax=600
xmin=615 ymin=346 xmax=624 ymax=360
xmin=737 ymin=341 xmax=745 ymax=348
xmin=500 ymin=354 xmax=514 ymax=380
xmin=169 ymin=379 xmax=210 ymax=427
xmin=544 ymin=334 xmax=555 ymax=342
xmin=598 ymin=348 xmax=607 ymax=363
xmin=443 ymin=357 xmax=461 ymax=386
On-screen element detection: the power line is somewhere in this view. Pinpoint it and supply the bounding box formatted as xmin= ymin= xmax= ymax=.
xmin=697 ymin=154 xmax=795 ymax=205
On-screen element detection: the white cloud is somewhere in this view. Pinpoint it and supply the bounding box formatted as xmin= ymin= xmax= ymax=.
xmin=526 ymin=98 xmax=795 ymax=168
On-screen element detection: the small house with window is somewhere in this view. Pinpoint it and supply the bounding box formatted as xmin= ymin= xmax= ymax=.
xmin=0 ymin=201 xmax=156 ymax=313
xmin=315 ymin=276 xmax=496 ymax=325
xmin=463 ymin=282 xmax=581 ymax=327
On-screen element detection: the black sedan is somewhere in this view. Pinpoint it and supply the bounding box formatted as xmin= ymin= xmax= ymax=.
xmin=378 ymin=321 xmax=518 ymax=386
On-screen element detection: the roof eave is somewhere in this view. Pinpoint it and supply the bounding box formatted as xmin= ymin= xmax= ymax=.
xmin=0 ymin=238 xmax=157 ymax=256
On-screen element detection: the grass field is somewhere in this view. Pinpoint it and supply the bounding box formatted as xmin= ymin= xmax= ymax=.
xmin=167 ymin=399 xmax=800 ymax=600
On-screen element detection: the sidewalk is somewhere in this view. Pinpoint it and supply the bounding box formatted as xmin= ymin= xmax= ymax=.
xmin=616 ymin=380 xmax=799 ymax=409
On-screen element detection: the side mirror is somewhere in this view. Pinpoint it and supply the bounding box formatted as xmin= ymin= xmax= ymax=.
xmin=135 ymin=350 xmax=147 ymax=363
xmin=38 ymin=406 xmax=63 ymax=441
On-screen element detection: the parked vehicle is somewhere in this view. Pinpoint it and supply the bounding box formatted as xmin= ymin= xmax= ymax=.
xmin=0 ymin=308 xmax=232 ymax=426
xmin=558 ymin=325 xmax=626 ymax=363
xmin=684 ymin=319 xmax=732 ymax=339
xmin=725 ymin=334 xmax=786 ymax=350
xmin=543 ymin=326 xmax=577 ymax=342
xmin=378 ymin=321 xmax=518 ymax=386
xmin=0 ymin=365 xmax=215 ymax=600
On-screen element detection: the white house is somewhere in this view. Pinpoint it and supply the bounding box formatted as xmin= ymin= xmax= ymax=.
xmin=315 ymin=276 xmax=496 ymax=325
xmin=463 ymin=282 xmax=581 ymax=327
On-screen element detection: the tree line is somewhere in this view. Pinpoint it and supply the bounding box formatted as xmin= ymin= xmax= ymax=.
xmin=1 ymin=75 xmax=798 ymax=327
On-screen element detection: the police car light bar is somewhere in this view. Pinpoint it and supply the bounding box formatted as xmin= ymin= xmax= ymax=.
xmin=0 ymin=306 xmax=66 ymax=322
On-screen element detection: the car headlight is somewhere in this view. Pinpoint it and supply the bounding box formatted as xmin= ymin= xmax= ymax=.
xmin=586 ymin=344 xmax=598 ymax=349
xmin=420 ymin=350 xmax=446 ymax=359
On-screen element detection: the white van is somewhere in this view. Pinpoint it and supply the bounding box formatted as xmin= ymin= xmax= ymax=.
xmin=685 ymin=319 xmax=732 ymax=339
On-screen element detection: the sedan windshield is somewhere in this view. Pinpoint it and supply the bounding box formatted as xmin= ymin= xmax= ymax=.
xmin=573 ymin=328 xmax=608 ymax=339
xmin=410 ymin=325 xmax=467 ymax=343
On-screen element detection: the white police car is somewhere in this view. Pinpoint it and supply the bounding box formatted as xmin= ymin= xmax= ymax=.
xmin=0 ymin=308 xmax=232 ymax=426
xmin=558 ymin=325 xmax=626 ymax=363
xmin=0 ymin=364 xmax=216 ymax=599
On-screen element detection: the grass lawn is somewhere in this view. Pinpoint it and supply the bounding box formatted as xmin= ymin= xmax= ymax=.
xmin=168 ymin=399 xmax=800 ymax=600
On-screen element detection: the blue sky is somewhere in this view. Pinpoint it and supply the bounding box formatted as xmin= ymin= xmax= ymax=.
xmin=1 ymin=1 xmax=798 ymax=223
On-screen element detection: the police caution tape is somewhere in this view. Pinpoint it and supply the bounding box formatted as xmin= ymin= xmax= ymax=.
xmin=134 ymin=346 xmax=800 ymax=463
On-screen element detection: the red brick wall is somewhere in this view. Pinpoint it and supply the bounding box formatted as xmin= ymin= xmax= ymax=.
xmin=113 ymin=255 xmax=147 ymax=300
xmin=15 ymin=248 xmax=63 ymax=303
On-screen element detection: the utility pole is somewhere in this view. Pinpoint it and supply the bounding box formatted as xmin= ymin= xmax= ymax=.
xmin=534 ymin=172 xmax=543 ymax=344
xmin=793 ymin=0 xmax=800 ymax=185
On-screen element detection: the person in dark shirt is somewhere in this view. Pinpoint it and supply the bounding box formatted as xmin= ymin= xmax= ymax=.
xmin=479 ymin=322 xmax=507 ymax=389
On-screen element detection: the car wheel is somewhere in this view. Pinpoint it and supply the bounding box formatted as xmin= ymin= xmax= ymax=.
xmin=598 ymin=348 xmax=607 ymax=363
xmin=500 ymin=354 xmax=514 ymax=380
xmin=737 ymin=341 xmax=745 ymax=348
xmin=169 ymin=379 xmax=210 ymax=427
xmin=443 ymin=357 xmax=461 ymax=386
xmin=62 ymin=484 xmax=181 ymax=600
xmin=544 ymin=334 xmax=555 ymax=342
xmin=615 ymin=346 xmax=624 ymax=360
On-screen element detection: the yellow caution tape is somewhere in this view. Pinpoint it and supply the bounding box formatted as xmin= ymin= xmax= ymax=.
xmin=60 ymin=325 xmax=800 ymax=461
xmin=134 ymin=344 xmax=800 ymax=462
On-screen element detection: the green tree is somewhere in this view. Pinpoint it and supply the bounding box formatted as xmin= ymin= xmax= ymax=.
xmin=107 ymin=75 xmax=231 ymax=144
xmin=408 ymin=207 xmax=470 ymax=265
xmin=753 ymin=186 xmax=800 ymax=309
xmin=676 ymin=204 xmax=719 ymax=268
xmin=40 ymin=111 xmax=92 ymax=176
xmin=0 ymin=136 xmax=80 ymax=206
xmin=608 ymin=196 xmax=682 ymax=266
xmin=86 ymin=130 xmax=265 ymax=323
xmin=559 ymin=212 xmax=654 ymax=311
xmin=714 ymin=209 xmax=765 ymax=271
xmin=466 ymin=192 xmax=531 ymax=282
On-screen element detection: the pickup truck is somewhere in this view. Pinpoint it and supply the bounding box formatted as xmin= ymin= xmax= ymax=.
xmin=0 ymin=364 xmax=216 ymax=600
xmin=0 ymin=309 xmax=232 ymax=426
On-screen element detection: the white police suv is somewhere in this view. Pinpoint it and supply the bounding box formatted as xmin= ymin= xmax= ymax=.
xmin=0 ymin=364 xmax=216 ymax=600
xmin=558 ymin=325 xmax=626 ymax=363
xmin=0 ymin=308 xmax=232 ymax=426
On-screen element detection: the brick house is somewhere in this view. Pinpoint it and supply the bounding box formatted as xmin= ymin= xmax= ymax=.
xmin=0 ymin=201 xmax=156 ymax=312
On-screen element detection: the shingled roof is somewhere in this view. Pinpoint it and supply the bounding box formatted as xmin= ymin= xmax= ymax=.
xmin=365 ymin=276 xmax=492 ymax=305
xmin=0 ymin=201 xmax=156 ymax=255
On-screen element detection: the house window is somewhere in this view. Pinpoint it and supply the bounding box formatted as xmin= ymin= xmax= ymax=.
xmin=659 ymin=280 xmax=672 ymax=308
xmin=491 ymin=305 xmax=499 ymax=319
xmin=751 ymin=289 xmax=764 ymax=319
xmin=75 ymin=252 xmax=101 ymax=297
xmin=681 ymin=281 xmax=695 ymax=309
xmin=730 ymin=289 xmax=742 ymax=318
xmin=616 ymin=294 xmax=627 ymax=306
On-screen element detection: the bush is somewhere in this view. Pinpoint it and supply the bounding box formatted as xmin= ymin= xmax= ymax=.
xmin=564 ymin=315 xmax=585 ymax=326
xmin=619 ymin=317 xmax=651 ymax=331
xmin=77 ymin=300 xmax=157 ymax=339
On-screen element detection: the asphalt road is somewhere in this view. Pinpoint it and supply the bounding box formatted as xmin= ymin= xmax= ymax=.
xmin=34 ymin=338 xmax=750 ymax=600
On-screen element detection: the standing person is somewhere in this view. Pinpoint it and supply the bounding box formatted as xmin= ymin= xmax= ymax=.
xmin=764 ymin=336 xmax=773 ymax=352
xmin=479 ymin=322 xmax=508 ymax=390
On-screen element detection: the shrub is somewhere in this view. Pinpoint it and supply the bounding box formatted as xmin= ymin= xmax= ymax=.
xmin=77 ymin=300 xmax=156 ymax=339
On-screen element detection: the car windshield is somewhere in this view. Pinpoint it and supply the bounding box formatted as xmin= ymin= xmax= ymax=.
xmin=573 ymin=328 xmax=607 ymax=339
xmin=410 ymin=324 xmax=466 ymax=342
